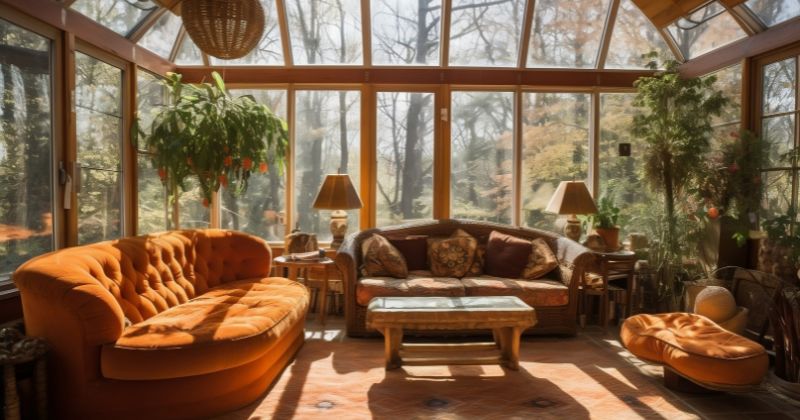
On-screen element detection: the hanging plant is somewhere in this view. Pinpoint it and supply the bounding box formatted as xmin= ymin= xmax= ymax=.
xmin=134 ymin=71 xmax=288 ymax=207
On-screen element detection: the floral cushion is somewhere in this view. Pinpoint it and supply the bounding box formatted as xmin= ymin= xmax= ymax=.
xmin=360 ymin=234 xmax=408 ymax=278
xmin=451 ymin=229 xmax=484 ymax=276
xmin=521 ymin=238 xmax=558 ymax=280
xmin=428 ymin=235 xmax=477 ymax=278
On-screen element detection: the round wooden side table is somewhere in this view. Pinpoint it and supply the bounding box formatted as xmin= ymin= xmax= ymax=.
xmin=0 ymin=328 xmax=47 ymax=420
xmin=273 ymin=256 xmax=337 ymax=324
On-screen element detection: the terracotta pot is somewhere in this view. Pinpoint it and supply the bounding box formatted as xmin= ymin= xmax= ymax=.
xmin=594 ymin=227 xmax=620 ymax=251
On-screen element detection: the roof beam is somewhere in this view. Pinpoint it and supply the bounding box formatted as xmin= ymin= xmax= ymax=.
xmin=632 ymin=0 xmax=747 ymax=28
xmin=680 ymin=16 xmax=800 ymax=77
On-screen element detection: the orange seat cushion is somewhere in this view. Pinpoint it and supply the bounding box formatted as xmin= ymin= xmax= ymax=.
xmin=101 ymin=277 xmax=309 ymax=380
xmin=620 ymin=313 xmax=768 ymax=387
xmin=462 ymin=276 xmax=569 ymax=307
xmin=356 ymin=274 xmax=465 ymax=306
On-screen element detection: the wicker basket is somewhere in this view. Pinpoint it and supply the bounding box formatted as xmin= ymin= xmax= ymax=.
xmin=182 ymin=0 xmax=265 ymax=59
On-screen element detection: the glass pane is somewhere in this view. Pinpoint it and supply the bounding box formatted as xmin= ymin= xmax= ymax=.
xmin=761 ymin=170 xmax=793 ymax=220
xmin=209 ymin=0 xmax=284 ymax=65
xmin=137 ymin=154 xmax=169 ymax=234
xmin=448 ymin=0 xmax=524 ymax=67
xmin=762 ymin=114 xmax=796 ymax=168
xmin=605 ymin=0 xmax=671 ymax=69
xmin=376 ymin=91 xmax=434 ymax=225
xmin=708 ymin=63 xmax=742 ymax=125
xmin=286 ymin=0 xmax=363 ymax=64
xmin=0 ymin=19 xmax=54 ymax=276
xmin=75 ymin=53 xmax=123 ymax=244
xmin=598 ymin=93 xmax=654 ymax=236
xmin=221 ymin=89 xmax=289 ymax=241
xmin=746 ymin=0 xmax=800 ymax=27
xmin=526 ymin=0 xmax=611 ymax=68
xmin=371 ymin=0 xmax=441 ymax=65
xmin=178 ymin=176 xmax=210 ymax=228
xmin=294 ymin=90 xmax=361 ymax=241
xmin=78 ymin=169 xmax=122 ymax=244
xmin=174 ymin=34 xmax=204 ymax=65
xmin=450 ymin=91 xmax=513 ymax=223
xmin=521 ymin=92 xmax=590 ymax=229
xmin=763 ymin=57 xmax=797 ymax=115
xmin=137 ymin=12 xmax=181 ymax=58
xmin=71 ymin=0 xmax=158 ymax=36
xmin=668 ymin=1 xmax=747 ymax=59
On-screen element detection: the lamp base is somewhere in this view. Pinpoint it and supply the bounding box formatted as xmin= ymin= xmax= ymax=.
xmin=564 ymin=214 xmax=583 ymax=242
xmin=329 ymin=209 xmax=348 ymax=249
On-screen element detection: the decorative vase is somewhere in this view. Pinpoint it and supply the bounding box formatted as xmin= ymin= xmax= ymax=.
xmin=594 ymin=227 xmax=620 ymax=251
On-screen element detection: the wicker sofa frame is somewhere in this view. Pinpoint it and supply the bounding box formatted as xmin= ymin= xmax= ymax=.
xmin=335 ymin=219 xmax=596 ymax=337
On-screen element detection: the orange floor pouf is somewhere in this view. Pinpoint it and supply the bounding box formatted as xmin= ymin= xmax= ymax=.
xmin=620 ymin=313 xmax=769 ymax=389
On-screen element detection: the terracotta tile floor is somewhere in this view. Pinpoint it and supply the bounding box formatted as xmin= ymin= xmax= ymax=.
xmin=216 ymin=317 xmax=800 ymax=419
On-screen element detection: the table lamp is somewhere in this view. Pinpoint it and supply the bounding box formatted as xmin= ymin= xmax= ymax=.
xmin=312 ymin=173 xmax=363 ymax=249
xmin=544 ymin=181 xmax=597 ymax=242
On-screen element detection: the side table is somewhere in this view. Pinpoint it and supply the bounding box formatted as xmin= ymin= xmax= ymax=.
xmin=0 ymin=327 xmax=47 ymax=420
xmin=273 ymin=256 xmax=337 ymax=324
xmin=582 ymin=250 xmax=637 ymax=328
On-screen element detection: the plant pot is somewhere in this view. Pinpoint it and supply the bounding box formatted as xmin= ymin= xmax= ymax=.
xmin=594 ymin=227 xmax=620 ymax=251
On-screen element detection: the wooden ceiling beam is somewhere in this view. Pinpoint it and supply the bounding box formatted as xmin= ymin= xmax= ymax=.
xmin=632 ymin=0 xmax=747 ymax=28
xmin=175 ymin=66 xmax=654 ymax=87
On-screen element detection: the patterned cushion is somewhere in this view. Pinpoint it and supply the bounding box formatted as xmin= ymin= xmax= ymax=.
xmin=356 ymin=274 xmax=465 ymax=306
xmin=521 ymin=238 xmax=558 ymax=279
xmin=428 ymin=236 xmax=477 ymax=278
xmin=451 ymin=229 xmax=484 ymax=276
xmin=360 ymin=234 xmax=408 ymax=278
xmin=462 ymin=276 xmax=569 ymax=307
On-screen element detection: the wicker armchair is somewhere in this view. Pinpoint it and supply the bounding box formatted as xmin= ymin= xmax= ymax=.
xmin=335 ymin=219 xmax=595 ymax=337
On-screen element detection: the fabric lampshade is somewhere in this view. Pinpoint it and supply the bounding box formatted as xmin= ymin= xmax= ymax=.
xmin=312 ymin=174 xmax=363 ymax=210
xmin=545 ymin=181 xmax=597 ymax=215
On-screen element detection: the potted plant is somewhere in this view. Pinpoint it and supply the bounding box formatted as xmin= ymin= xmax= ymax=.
xmin=592 ymin=196 xmax=621 ymax=251
xmin=631 ymin=56 xmax=728 ymax=308
xmin=135 ymin=71 xmax=288 ymax=209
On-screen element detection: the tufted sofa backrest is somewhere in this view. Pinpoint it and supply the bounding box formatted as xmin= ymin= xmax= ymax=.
xmin=15 ymin=229 xmax=272 ymax=324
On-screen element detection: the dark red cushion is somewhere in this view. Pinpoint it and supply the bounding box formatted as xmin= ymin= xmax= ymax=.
xmin=389 ymin=237 xmax=428 ymax=271
xmin=485 ymin=230 xmax=531 ymax=278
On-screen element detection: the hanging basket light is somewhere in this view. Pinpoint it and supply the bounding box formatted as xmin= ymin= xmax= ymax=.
xmin=181 ymin=0 xmax=265 ymax=60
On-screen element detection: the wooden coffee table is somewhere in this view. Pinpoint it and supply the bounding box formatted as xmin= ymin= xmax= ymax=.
xmin=366 ymin=296 xmax=536 ymax=370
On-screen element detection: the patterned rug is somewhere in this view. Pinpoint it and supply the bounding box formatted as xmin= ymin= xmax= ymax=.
xmin=215 ymin=325 xmax=701 ymax=419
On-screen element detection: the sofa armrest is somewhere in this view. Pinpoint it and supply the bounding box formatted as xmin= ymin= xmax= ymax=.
xmin=552 ymin=237 xmax=595 ymax=291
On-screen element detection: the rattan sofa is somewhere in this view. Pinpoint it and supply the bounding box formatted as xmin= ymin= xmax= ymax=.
xmin=335 ymin=219 xmax=595 ymax=337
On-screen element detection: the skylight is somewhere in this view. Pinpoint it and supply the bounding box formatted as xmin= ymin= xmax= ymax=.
xmin=745 ymin=0 xmax=800 ymax=27
xmin=137 ymin=11 xmax=181 ymax=59
xmin=71 ymin=0 xmax=158 ymax=36
xmin=667 ymin=1 xmax=746 ymax=59
xmin=605 ymin=0 xmax=670 ymax=69
xmin=526 ymin=0 xmax=611 ymax=69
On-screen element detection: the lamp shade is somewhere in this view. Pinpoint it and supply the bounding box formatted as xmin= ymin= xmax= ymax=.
xmin=312 ymin=174 xmax=363 ymax=210
xmin=544 ymin=181 xmax=597 ymax=215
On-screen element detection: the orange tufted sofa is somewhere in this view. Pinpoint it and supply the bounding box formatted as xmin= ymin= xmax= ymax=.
xmin=13 ymin=229 xmax=309 ymax=419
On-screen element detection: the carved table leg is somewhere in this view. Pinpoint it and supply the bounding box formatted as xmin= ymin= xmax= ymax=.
xmin=4 ymin=364 xmax=20 ymax=420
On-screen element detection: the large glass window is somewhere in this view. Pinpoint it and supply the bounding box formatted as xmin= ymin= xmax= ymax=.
xmin=526 ymin=0 xmax=611 ymax=68
xmin=450 ymin=91 xmax=513 ymax=223
xmin=136 ymin=70 xmax=170 ymax=234
xmin=71 ymin=0 xmax=158 ymax=36
xmin=707 ymin=63 xmax=743 ymax=151
xmin=761 ymin=57 xmax=799 ymax=220
xmin=220 ymin=89 xmax=289 ymax=241
xmin=294 ymin=90 xmax=361 ymax=240
xmin=448 ymin=0 xmax=525 ymax=67
xmin=371 ymin=0 xmax=441 ymax=65
xmin=521 ymin=92 xmax=590 ymax=229
xmin=605 ymin=0 xmax=670 ymax=69
xmin=136 ymin=11 xmax=181 ymax=59
xmin=667 ymin=1 xmax=746 ymax=59
xmin=286 ymin=0 xmax=363 ymax=64
xmin=0 ymin=19 xmax=54 ymax=276
xmin=75 ymin=52 xmax=124 ymax=244
xmin=376 ymin=91 xmax=434 ymax=225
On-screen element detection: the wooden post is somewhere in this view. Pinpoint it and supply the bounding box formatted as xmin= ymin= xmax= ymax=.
xmin=383 ymin=327 xmax=403 ymax=369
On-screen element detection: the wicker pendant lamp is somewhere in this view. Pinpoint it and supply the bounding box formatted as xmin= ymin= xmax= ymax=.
xmin=181 ymin=0 xmax=265 ymax=59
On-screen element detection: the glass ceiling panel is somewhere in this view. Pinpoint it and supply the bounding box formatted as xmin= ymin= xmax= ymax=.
xmin=526 ymin=0 xmax=611 ymax=69
xmin=286 ymin=0 xmax=363 ymax=64
xmin=371 ymin=0 xmax=442 ymax=65
xmin=71 ymin=0 xmax=158 ymax=36
xmin=174 ymin=32 xmax=204 ymax=65
xmin=209 ymin=0 xmax=284 ymax=66
xmin=448 ymin=0 xmax=524 ymax=67
xmin=667 ymin=1 xmax=746 ymax=59
xmin=137 ymin=11 xmax=181 ymax=58
xmin=745 ymin=0 xmax=800 ymax=27
xmin=605 ymin=0 xmax=670 ymax=69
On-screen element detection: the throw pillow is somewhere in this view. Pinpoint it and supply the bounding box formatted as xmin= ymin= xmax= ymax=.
xmin=485 ymin=230 xmax=531 ymax=278
xmin=389 ymin=236 xmax=428 ymax=271
xmin=360 ymin=234 xmax=408 ymax=278
xmin=521 ymin=238 xmax=558 ymax=279
xmin=451 ymin=229 xmax=484 ymax=276
xmin=428 ymin=236 xmax=477 ymax=278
